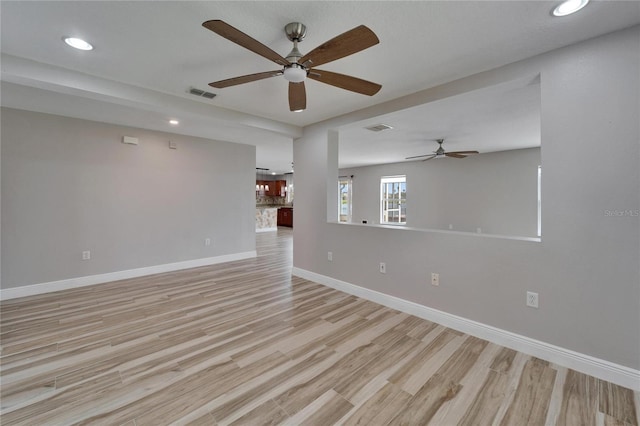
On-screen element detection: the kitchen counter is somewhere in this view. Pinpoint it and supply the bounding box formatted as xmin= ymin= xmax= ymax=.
xmin=255 ymin=207 xmax=277 ymax=233
xmin=256 ymin=205 xmax=293 ymax=209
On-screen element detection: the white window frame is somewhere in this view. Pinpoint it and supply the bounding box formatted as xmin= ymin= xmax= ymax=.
xmin=380 ymin=175 xmax=406 ymax=225
xmin=338 ymin=177 xmax=353 ymax=223
xmin=537 ymin=165 xmax=542 ymax=237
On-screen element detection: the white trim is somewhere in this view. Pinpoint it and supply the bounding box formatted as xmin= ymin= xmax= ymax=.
xmin=0 ymin=251 xmax=257 ymax=301
xmin=328 ymin=221 xmax=541 ymax=242
xmin=292 ymin=267 xmax=640 ymax=391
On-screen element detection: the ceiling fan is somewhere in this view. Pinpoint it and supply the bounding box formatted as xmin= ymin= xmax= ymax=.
xmin=202 ymin=20 xmax=382 ymax=112
xmin=405 ymin=139 xmax=479 ymax=161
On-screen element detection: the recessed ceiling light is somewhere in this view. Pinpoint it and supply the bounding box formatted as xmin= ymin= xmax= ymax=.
xmin=552 ymin=0 xmax=589 ymax=16
xmin=63 ymin=37 xmax=93 ymax=51
xmin=271 ymin=172 xmax=276 ymax=175
xmin=169 ymin=119 xmax=179 ymax=125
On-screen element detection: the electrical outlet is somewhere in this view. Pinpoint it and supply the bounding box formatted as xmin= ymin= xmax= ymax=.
xmin=327 ymin=251 xmax=333 ymax=261
xmin=205 ymin=238 xmax=211 ymax=246
xmin=526 ymin=291 xmax=539 ymax=308
xmin=431 ymin=273 xmax=439 ymax=286
xmin=82 ymin=250 xmax=91 ymax=260
xmin=379 ymin=262 xmax=386 ymax=274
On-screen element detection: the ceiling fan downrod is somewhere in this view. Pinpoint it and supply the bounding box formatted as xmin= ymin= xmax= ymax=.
xmin=284 ymin=23 xmax=308 ymax=83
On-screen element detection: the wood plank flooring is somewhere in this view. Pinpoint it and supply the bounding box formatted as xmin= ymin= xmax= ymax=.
xmin=1 ymin=228 xmax=638 ymax=425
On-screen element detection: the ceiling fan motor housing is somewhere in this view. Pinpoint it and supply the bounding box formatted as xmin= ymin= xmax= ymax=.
xmin=284 ymin=22 xmax=307 ymax=42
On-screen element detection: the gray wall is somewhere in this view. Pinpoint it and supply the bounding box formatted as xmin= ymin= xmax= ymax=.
xmin=1 ymin=108 xmax=256 ymax=289
xmin=341 ymin=147 xmax=540 ymax=237
xmin=293 ymin=26 xmax=640 ymax=369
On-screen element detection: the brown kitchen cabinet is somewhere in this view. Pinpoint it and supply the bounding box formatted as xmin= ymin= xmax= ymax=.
xmin=274 ymin=180 xmax=286 ymax=197
xmin=256 ymin=180 xmax=286 ymax=197
xmin=278 ymin=207 xmax=293 ymax=227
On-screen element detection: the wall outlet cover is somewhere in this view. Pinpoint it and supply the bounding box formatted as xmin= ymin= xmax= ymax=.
xmin=122 ymin=136 xmax=138 ymax=145
xmin=431 ymin=273 xmax=439 ymax=286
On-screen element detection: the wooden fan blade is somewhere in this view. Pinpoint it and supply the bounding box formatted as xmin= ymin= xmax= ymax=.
xmin=203 ymin=20 xmax=290 ymax=66
xmin=308 ymin=69 xmax=381 ymax=96
xmin=289 ymin=82 xmax=306 ymax=112
xmin=299 ymin=25 xmax=379 ymax=68
xmin=406 ymin=154 xmax=435 ymax=160
xmin=448 ymin=150 xmax=479 ymax=155
xmin=445 ymin=153 xmax=467 ymax=159
xmin=209 ymin=71 xmax=282 ymax=88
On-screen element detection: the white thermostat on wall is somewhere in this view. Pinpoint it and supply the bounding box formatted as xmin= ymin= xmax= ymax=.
xmin=122 ymin=136 xmax=139 ymax=145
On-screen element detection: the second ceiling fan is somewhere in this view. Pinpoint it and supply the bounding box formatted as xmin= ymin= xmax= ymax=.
xmin=202 ymin=20 xmax=382 ymax=112
xmin=406 ymin=139 xmax=479 ymax=161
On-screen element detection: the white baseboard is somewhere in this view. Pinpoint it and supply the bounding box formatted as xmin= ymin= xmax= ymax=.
xmin=292 ymin=267 xmax=640 ymax=391
xmin=1 ymin=251 xmax=257 ymax=301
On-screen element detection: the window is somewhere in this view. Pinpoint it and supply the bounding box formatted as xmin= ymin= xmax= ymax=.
xmin=338 ymin=177 xmax=352 ymax=223
xmin=537 ymin=165 xmax=542 ymax=237
xmin=380 ymin=176 xmax=406 ymax=224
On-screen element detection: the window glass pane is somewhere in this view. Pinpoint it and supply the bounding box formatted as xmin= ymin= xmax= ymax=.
xmin=339 ymin=178 xmax=352 ymax=223
xmin=537 ymin=166 xmax=542 ymax=237
xmin=380 ymin=175 xmax=406 ymax=225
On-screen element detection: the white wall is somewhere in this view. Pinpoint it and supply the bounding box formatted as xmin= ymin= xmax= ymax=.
xmin=1 ymin=108 xmax=256 ymax=289
xmin=293 ymin=26 xmax=640 ymax=371
xmin=341 ymin=147 xmax=540 ymax=237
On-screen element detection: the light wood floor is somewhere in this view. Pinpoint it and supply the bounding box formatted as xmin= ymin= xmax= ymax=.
xmin=1 ymin=228 xmax=638 ymax=425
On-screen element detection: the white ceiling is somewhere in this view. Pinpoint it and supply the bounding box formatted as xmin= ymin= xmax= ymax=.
xmin=1 ymin=1 xmax=639 ymax=173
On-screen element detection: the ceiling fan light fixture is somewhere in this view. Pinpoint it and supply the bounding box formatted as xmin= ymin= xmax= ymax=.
xmin=283 ymin=65 xmax=307 ymax=83
xmin=552 ymin=0 xmax=589 ymax=16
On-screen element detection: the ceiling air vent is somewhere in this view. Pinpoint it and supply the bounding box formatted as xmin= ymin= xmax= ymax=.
xmin=189 ymin=87 xmax=217 ymax=99
xmin=365 ymin=123 xmax=394 ymax=132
